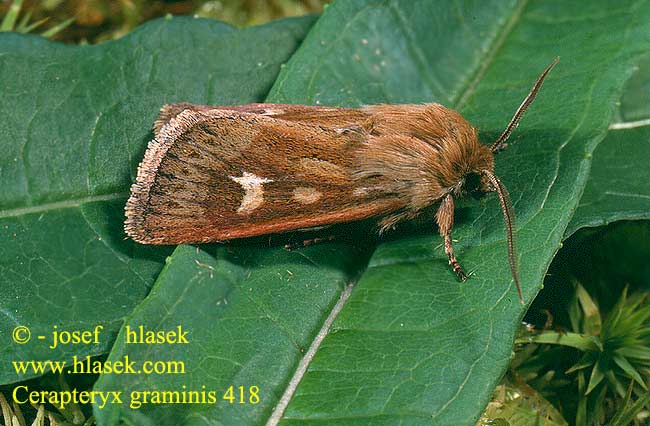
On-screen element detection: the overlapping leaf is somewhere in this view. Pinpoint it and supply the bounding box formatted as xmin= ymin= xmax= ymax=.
xmin=568 ymin=55 xmax=650 ymax=235
xmin=0 ymin=15 xmax=316 ymax=384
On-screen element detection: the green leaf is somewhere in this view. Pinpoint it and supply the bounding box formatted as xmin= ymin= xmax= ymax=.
xmin=604 ymin=286 xmax=629 ymax=336
xmin=566 ymin=353 xmax=598 ymax=375
xmin=612 ymin=354 xmax=647 ymax=390
xmin=0 ymin=15 xmax=316 ymax=385
xmin=605 ymin=369 xmax=627 ymax=399
xmin=91 ymin=1 xmax=650 ymax=426
xmin=586 ymin=357 xmax=606 ymax=395
xmin=575 ymin=281 xmax=602 ymax=335
xmin=576 ymin=373 xmax=587 ymax=426
xmin=40 ymin=17 xmax=75 ymax=39
xmin=568 ymin=56 xmax=650 ymax=235
xmin=94 ymin=243 xmax=367 ymax=425
xmin=515 ymin=331 xmax=602 ymax=352
xmin=609 ymin=389 xmax=650 ymax=426
xmin=591 ymin=384 xmax=609 ymax=425
xmin=617 ymin=345 xmax=650 ymax=361
xmin=0 ymin=0 xmax=22 ymax=32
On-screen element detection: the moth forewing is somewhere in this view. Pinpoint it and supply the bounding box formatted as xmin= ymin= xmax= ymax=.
xmin=124 ymin=106 xmax=407 ymax=245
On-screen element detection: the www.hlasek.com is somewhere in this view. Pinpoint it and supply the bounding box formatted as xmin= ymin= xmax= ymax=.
xmin=13 ymin=354 xmax=185 ymax=375
xmin=10 ymin=323 xmax=260 ymax=410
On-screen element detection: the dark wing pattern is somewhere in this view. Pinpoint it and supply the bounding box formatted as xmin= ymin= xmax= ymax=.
xmin=125 ymin=105 xmax=406 ymax=244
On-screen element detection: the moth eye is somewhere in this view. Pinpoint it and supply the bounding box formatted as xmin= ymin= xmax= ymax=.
xmin=465 ymin=172 xmax=488 ymax=200
xmin=464 ymin=172 xmax=482 ymax=193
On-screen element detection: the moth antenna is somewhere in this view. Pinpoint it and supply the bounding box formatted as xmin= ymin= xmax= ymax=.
xmin=490 ymin=56 xmax=559 ymax=153
xmin=481 ymin=170 xmax=523 ymax=305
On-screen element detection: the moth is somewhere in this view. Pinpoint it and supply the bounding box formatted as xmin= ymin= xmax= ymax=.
xmin=125 ymin=57 xmax=559 ymax=304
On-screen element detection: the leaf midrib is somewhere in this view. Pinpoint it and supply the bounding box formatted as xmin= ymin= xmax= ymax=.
xmin=0 ymin=192 xmax=127 ymax=219
xmin=454 ymin=0 xmax=529 ymax=109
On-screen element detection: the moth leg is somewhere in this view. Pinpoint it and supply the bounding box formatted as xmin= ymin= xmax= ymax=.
xmin=378 ymin=210 xmax=418 ymax=234
xmin=284 ymin=235 xmax=336 ymax=250
xmin=436 ymin=194 xmax=468 ymax=281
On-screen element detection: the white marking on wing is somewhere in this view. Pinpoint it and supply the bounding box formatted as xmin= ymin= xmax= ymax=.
xmin=229 ymin=172 xmax=273 ymax=214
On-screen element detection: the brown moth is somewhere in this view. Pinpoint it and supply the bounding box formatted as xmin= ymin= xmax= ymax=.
xmin=125 ymin=57 xmax=559 ymax=304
